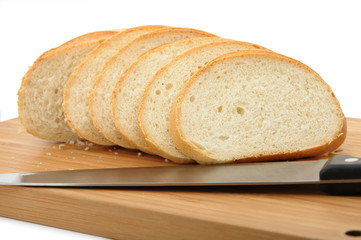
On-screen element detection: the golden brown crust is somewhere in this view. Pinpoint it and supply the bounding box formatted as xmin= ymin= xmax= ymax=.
xmin=169 ymin=86 xmax=198 ymax=161
xmin=57 ymin=30 xmax=122 ymax=49
xmin=94 ymin=26 xmax=217 ymax=93
xmin=18 ymin=30 xmax=119 ymax=95
xmin=169 ymin=50 xmax=346 ymax=164
xmin=18 ymin=30 xmax=119 ymax=142
xmin=29 ymin=31 xmax=119 ymax=66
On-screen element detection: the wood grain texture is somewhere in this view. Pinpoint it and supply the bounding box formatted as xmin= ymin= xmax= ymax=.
xmin=0 ymin=118 xmax=361 ymax=240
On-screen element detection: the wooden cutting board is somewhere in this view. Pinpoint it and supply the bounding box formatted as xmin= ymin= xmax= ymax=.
xmin=0 ymin=118 xmax=361 ymax=240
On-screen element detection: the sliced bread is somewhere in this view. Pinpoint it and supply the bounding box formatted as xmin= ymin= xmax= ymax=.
xmin=89 ymin=27 xmax=216 ymax=152
xmin=63 ymin=25 xmax=168 ymax=146
xmin=110 ymin=37 xmax=228 ymax=154
xmin=169 ymin=51 xmax=346 ymax=164
xmin=18 ymin=30 xmax=119 ymax=142
xmin=138 ymin=41 xmax=268 ymax=163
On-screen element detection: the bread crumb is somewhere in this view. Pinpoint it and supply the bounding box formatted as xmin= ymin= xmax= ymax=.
xmin=76 ymin=140 xmax=85 ymax=146
xmin=108 ymin=149 xmax=112 ymax=152
xmin=137 ymin=152 xmax=142 ymax=156
xmin=164 ymin=158 xmax=169 ymax=162
xmin=70 ymin=139 xmax=94 ymax=146
xmin=46 ymin=152 xmax=52 ymax=156
xmin=72 ymin=157 xmax=76 ymax=160
xmin=58 ymin=143 xmax=66 ymax=149
xmin=114 ymin=152 xmax=118 ymax=155
xmin=84 ymin=147 xmax=90 ymax=151
xmin=39 ymin=162 xmax=42 ymax=165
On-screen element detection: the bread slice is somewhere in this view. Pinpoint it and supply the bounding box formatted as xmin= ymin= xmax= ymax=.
xmin=169 ymin=51 xmax=346 ymax=164
xmin=63 ymin=25 xmax=168 ymax=146
xmin=90 ymin=27 xmax=216 ymax=152
xmin=138 ymin=41 xmax=269 ymax=163
xmin=18 ymin=30 xmax=119 ymax=142
xmin=110 ymin=37 xmax=228 ymax=154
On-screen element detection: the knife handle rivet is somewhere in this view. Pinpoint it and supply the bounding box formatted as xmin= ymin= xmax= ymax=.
xmin=345 ymin=230 xmax=361 ymax=237
xmin=344 ymin=157 xmax=360 ymax=163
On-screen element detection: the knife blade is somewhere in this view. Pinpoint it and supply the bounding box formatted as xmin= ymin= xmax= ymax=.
xmin=0 ymin=155 xmax=360 ymax=195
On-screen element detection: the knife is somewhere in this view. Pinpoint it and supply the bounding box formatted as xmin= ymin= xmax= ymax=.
xmin=0 ymin=155 xmax=360 ymax=195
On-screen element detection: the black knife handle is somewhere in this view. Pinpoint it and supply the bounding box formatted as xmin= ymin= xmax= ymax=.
xmin=320 ymin=155 xmax=361 ymax=195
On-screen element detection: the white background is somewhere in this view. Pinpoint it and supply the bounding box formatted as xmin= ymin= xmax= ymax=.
xmin=0 ymin=0 xmax=360 ymax=239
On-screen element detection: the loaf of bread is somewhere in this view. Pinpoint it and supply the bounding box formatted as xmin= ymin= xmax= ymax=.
xmin=89 ymin=27 xmax=216 ymax=153
xmin=18 ymin=30 xmax=119 ymax=142
xmin=111 ymin=37 xmax=227 ymax=154
xmin=138 ymin=40 xmax=269 ymax=163
xmin=63 ymin=25 xmax=168 ymax=147
xmin=18 ymin=26 xmax=346 ymax=165
xmin=169 ymin=51 xmax=346 ymax=164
